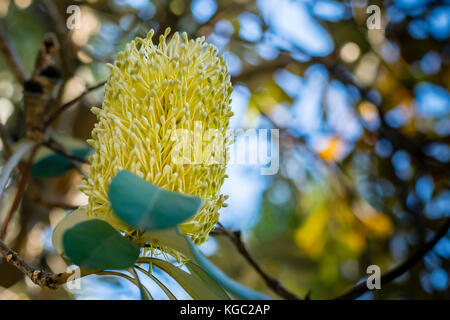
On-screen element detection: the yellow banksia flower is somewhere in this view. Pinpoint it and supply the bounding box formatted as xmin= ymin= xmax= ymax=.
xmin=80 ymin=28 xmax=233 ymax=251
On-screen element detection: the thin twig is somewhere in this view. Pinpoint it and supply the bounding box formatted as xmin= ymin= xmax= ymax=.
xmin=0 ymin=22 xmax=29 ymax=84
xmin=0 ymin=236 xmax=145 ymax=290
xmin=213 ymin=223 xmax=301 ymax=300
xmin=335 ymin=218 xmax=450 ymax=300
xmin=45 ymin=81 xmax=106 ymax=127
xmin=0 ymin=144 xmax=40 ymax=239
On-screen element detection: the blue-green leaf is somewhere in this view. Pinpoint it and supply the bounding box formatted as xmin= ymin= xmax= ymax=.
xmin=135 ymin=265 xmax=177 ymax=300
xmin=108 ymin=170 xmax=203 ymax=231
xmin=63 ymin=219 xmax=140 ymax=270
xmin=187 ymin=238 xmax=272 ymax=300
xmin=31 ymin=147 xmax=92 ymax=177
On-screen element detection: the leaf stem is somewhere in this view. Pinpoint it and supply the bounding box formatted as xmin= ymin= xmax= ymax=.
xmin=1 ymin=143 xmax=40 ymax=239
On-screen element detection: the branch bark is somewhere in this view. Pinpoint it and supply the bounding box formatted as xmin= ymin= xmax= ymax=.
xmin=0 ymin=22 xmax=29 ymax=84
xmin=212 ymin=223 xmax=301 ymax=300
xmin=0 ymin=123 xmax=12 ymax=158
xmin=335 ymin=217 xmax=450 ymax=300
xmin=0 ymin=143 xmax=40 ymax=239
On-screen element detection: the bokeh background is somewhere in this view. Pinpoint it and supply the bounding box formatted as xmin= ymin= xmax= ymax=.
xmin=0 ymin=0 xmax=449 ymax=299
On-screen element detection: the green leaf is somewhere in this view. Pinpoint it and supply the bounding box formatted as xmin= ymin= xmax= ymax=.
xmin=187 ymin=238 xmax=272 ymax=300
xmin=63 ymin=219 xmax=140 ymax=270
xmin=186 ymin=261 xmax=231 ymax=300
xmin=31 ymin=147 xmax=92 ymax=177
xmin=108 ymin=170 xmax=203 ymax=231
xmin=148 ymin=258 xmax=227 ymax=300
xmin=52 ymin=207 xmax=88 ymax=256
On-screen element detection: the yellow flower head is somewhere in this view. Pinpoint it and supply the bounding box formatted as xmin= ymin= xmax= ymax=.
xmin=80 ymin=28 xmax=233 ymax=248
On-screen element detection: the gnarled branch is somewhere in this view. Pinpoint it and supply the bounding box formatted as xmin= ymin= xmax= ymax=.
xmin=0 ymin=238 xmax=84 ymax=289
xmin=335 ymin=218 xmax=450 ymax=300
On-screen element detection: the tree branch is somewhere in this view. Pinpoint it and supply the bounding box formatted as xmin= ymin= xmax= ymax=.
xmin=212 ymin=223 xmax=301 ymax=300
xmin=0 ymin=22 xmax=29 ymax=84
xmin=0 ymin=238 xmax=87 ymax=289
xmin=335 ymin=217 xmax=450 ymax=300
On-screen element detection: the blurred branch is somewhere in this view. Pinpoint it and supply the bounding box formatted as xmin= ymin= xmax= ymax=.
xmin=212 ymin=223 xmax=301 ymax=300
xmin=0 ymin=141 xmax=36 ymax=197
xmin=30 ymin=195 xmax=78 ymax=211
xmin=43 ymin=139 xmax=88 ymax=164
xmin=41 ymin=0 xmax=79 ymax=77
xmin=0 ymin=143 xmax=40 ymax=239
xmin=0 ymin=142 xmax=37 ymax=243
xmin=0 ymin=238 xmax=97 ymax=288
xmin=0 ymin=22 xmax=29 ymax=84
xmin=231 ymin=55 xmax=294 ymax=84
xmin=45 ymin=81 xmax=106 ymax=127
xmin=99 ymin=269 xmax=145 ymax=290
xmin=335 ymin=218 xmax=450 ymax=300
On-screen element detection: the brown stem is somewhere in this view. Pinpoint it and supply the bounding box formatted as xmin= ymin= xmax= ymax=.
xmin=32 ymin=197 xmax=78 ymax=211
xmin=45 ymin=81 xmax=106 ymax=127
xmin=43 ymin=139 xmax=89 ymax=164
xmin=213 ymin=223 xmax=301 ymax=300
xmin=0 ymin=123 xmax=12 ymax=158
xmin=335 ymin=218 xmax=450 ymax=300
xmin=0 ymin=22 xmax=29 ymax=84
xmin=0 ymin=238 xmax=93 ymax=289
xmin=43 ymin=138 xmax=88 ymax=177
xmin=0 ymin=238 xmax=147 ymax=291
xmin=0 ymin=144 xmax=40 ymax=239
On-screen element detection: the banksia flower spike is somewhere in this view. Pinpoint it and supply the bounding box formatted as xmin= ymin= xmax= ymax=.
xmin=80 ymin=28 xmax=233 ymax=253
